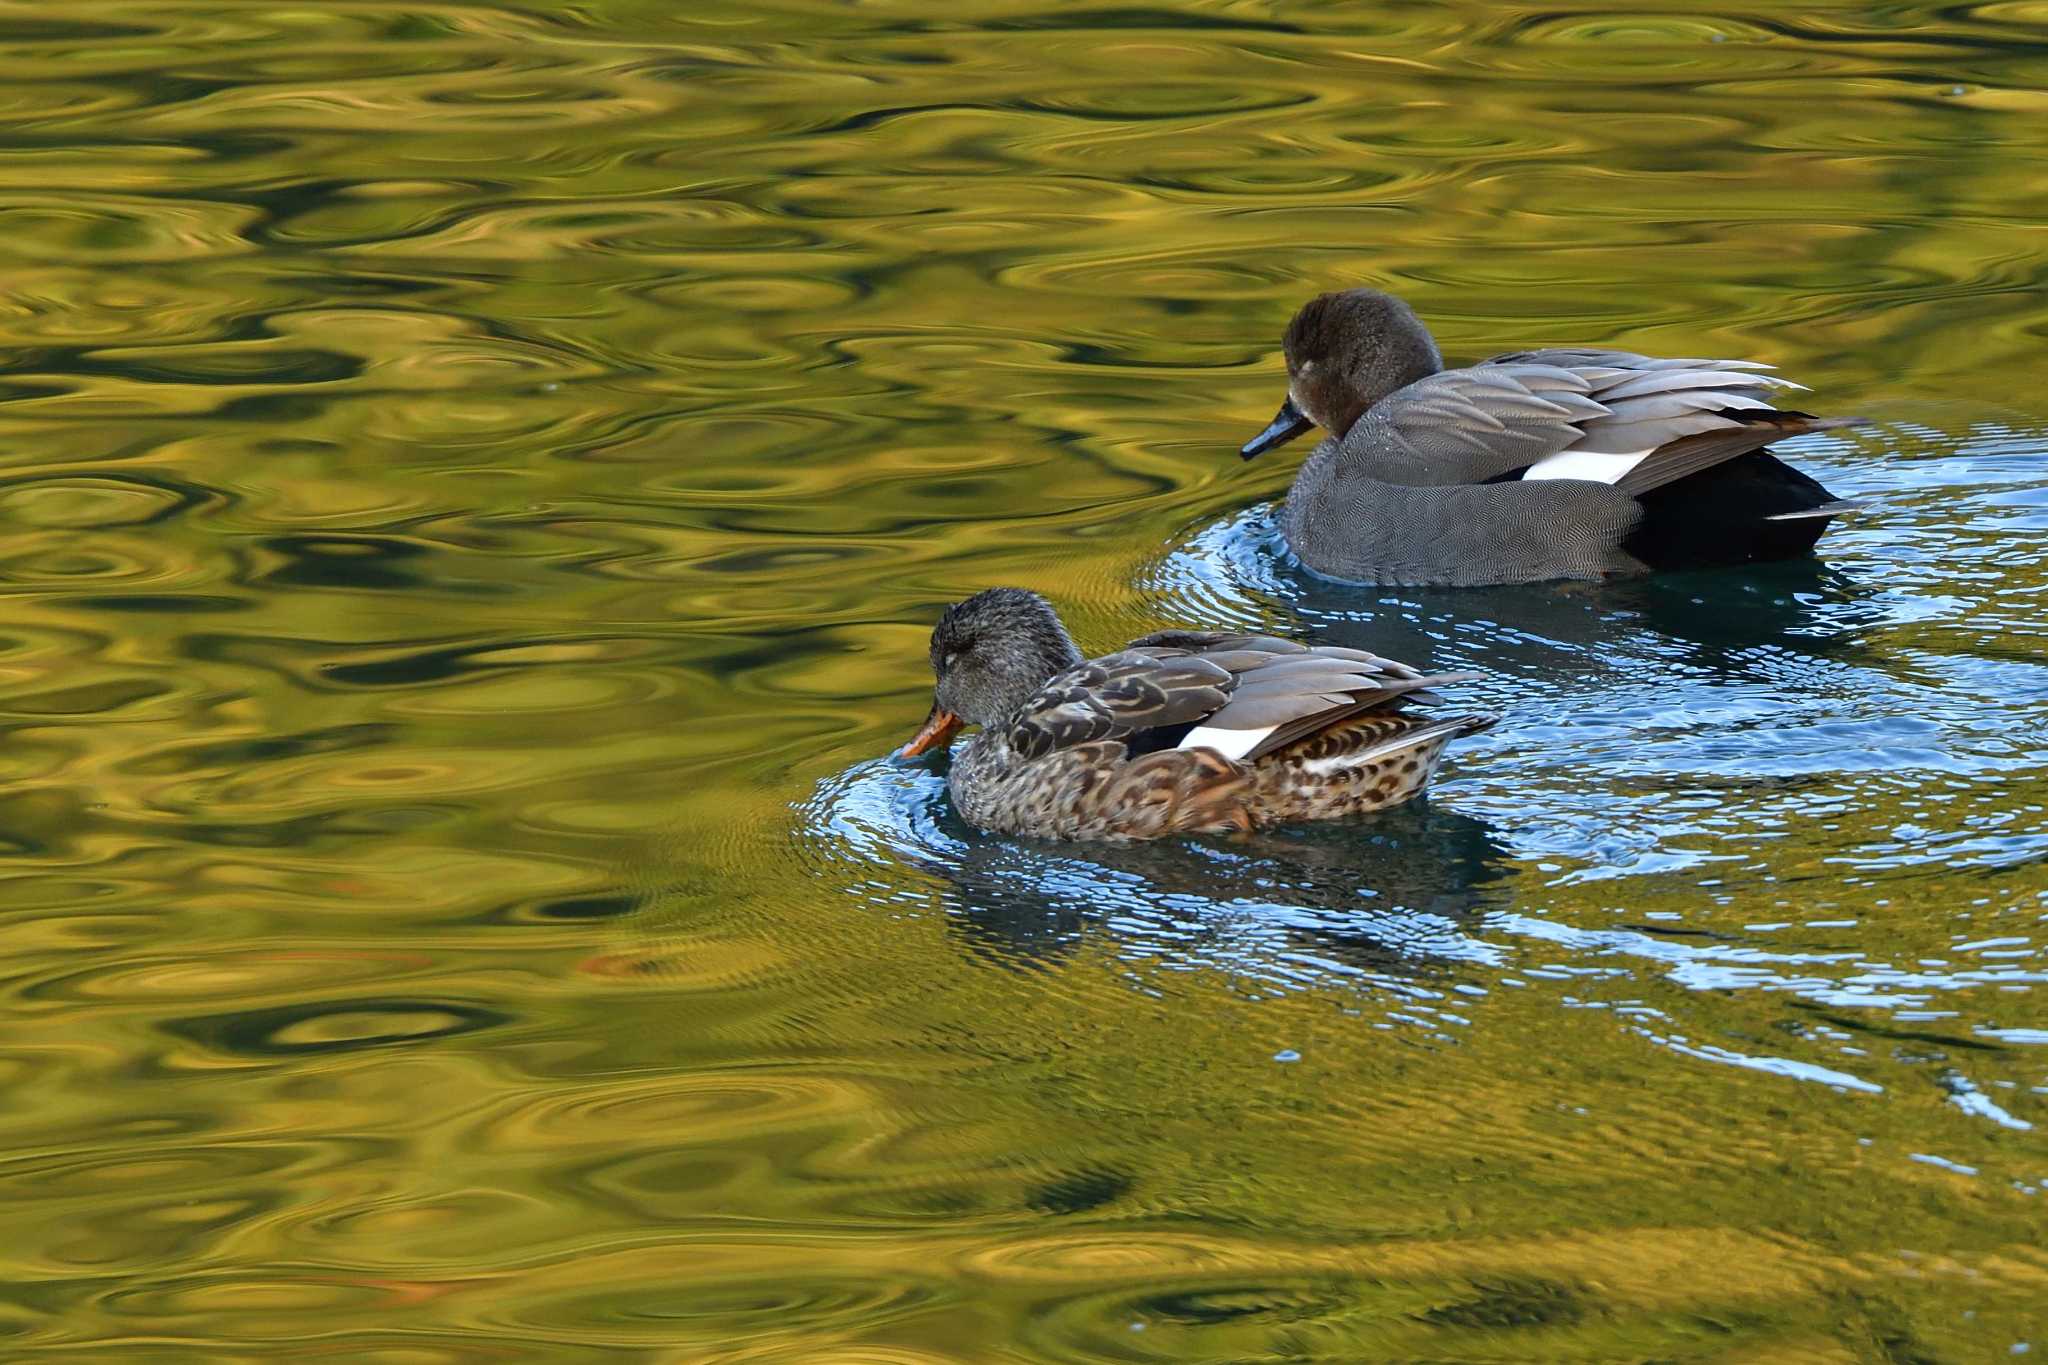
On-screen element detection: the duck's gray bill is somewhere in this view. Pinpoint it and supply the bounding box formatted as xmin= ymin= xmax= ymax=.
xmin=1240 ymin=397 xmax=1313 ymax=460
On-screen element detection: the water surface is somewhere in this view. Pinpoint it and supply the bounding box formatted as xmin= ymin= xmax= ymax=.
xmin=1 ymin=1 xmax=2045 ymax=1359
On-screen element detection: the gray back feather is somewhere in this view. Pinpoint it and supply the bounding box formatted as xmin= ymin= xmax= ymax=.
xmin=1009 ymin=630 xmax=1465 ymax=764
xmin=1354 ymin=353 xmax=1808 ymax=488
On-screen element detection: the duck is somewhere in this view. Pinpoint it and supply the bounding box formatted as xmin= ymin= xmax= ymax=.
xmin=1238 ymin=288 xmax=1867 ymax=586
xmin=898 ymin=587 xmax=1494 ymax=841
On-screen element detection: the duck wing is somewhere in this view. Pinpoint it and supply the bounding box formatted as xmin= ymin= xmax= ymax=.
xmin=1008 ymin=648 xmax=1235 ymax=761
xmin=1010 ymin=631 xmax=1468 ymax=767
xmin=1483 ymin=346 xmax=1770 ymax=373
xmin=1369 ymin=354 xmax=1849 ymax=492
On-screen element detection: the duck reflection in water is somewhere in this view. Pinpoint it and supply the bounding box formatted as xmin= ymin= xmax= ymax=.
xmin=1219 ymin=551 xmax=1887 ymax=696
xmin=913 ymin=776 xmax=1514 ymax=984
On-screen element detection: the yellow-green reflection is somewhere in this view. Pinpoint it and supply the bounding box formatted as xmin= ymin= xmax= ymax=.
xmin=0 ymin=1 xmax=2042 ymax=1360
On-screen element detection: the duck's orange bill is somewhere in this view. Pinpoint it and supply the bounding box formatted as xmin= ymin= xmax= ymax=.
xmin=901 ymin=705 xmax=964 ymax=758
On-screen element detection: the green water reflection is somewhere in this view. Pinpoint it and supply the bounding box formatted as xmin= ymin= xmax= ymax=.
xmin=0 ymin=1 xmax=2043 ymax=1360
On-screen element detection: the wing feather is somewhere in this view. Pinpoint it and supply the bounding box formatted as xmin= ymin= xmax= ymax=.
xmin=1360 ymin=350 xmax=1845 ymax=489
xmin=1011 ymin=632 xmax=1473 ymax=768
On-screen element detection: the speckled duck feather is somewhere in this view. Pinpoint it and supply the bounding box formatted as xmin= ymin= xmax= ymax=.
xmin=914 ymin=592 xmax=1493 ymax=842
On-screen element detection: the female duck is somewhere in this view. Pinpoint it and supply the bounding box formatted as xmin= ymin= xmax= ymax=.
xmin=1239 ymin=288 xmax=1866 ymax=585
xmin=899 ymin=588 xmax=1493 ymax=841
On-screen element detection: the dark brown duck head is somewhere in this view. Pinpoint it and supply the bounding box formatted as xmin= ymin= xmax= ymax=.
xmin=901 ymin=588 xmax=1084 ymax=757
xmin=1240 ymin=288 xmax=1443 ymax=459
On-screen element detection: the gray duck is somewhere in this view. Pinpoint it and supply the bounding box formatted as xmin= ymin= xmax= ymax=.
xmin=899 ymin=588 xmax=1494 ymax=841
xmin=1239 ymin=288 xmax=1867 ymax=585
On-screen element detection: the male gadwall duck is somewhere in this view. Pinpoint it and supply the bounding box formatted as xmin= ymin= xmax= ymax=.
xmin=899 ymin=588 xmax=1493 ymax=841
xmin=1239 ymin=288 xmax=1866 ymax=585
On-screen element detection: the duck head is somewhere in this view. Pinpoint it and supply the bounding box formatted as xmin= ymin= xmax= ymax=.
xmin=1240 ymin=288 xmax=1443 ymax=459
xmin=901 ymin=588 xmax=1084 ymax=757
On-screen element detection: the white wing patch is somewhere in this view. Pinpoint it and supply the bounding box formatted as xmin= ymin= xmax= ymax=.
xmin=1520 ymin=448 xmax=1654 ymax=484
xmin=1178 ymin=724 xmax=1271 ymax=763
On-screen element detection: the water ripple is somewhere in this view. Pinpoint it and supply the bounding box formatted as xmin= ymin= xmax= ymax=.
xmin=1 ymin=0 xmax=2045 ymax=1359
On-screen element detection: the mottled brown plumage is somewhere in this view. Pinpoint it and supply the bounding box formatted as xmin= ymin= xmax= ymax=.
xmin=899 ymin=589 xmax=1494 ymax=841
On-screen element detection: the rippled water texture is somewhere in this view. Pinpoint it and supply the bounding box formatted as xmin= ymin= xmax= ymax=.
xmin=2 ymin=1 xmax=2045 ymax=1358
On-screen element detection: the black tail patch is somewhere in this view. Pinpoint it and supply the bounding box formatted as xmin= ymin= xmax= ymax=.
xmin=1622 ymin=450 xmax=1844 ymax=571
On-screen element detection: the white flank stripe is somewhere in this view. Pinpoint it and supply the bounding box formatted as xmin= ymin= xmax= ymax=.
xmin=1178 ymin=724 xmax=1273 ymax=762
xmin=1302 ymin=739 xmax=1455 ymax=780
xmin=1520 ymin=448 xmax=1653 ymax=484
xmin=1299 ymin=723 xmax=1461 ymax=776
xmin=1764 ymin=500 xmax=1864 ymax=521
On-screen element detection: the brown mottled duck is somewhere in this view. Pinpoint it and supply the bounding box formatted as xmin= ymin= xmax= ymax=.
xmin=899 ymin=588 xmax=1493 ymax=841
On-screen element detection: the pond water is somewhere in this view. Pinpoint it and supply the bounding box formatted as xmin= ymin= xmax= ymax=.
xmin=2 ymin=1 xmax=2045 ymax=1359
